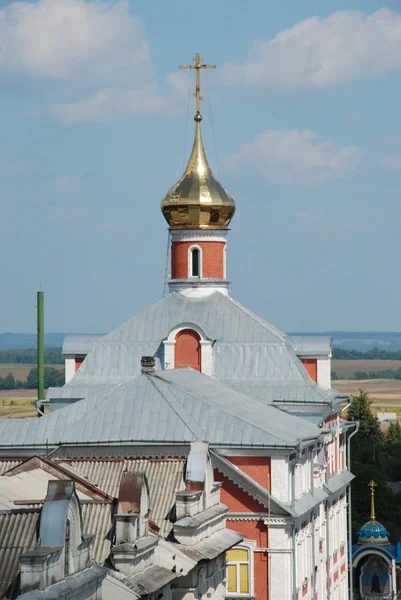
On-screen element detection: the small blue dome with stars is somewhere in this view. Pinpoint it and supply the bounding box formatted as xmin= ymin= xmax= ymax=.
xmin=357 ymin=520 xmax=390 ymax=545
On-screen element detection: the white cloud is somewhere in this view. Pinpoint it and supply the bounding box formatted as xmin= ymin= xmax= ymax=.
xmin=382 ymin=155 xmax=401 ymax=171
xmin=0 ymin=0 xmax=183 ymax=122
xmin=221 ymin=9 xmax=401 ymax=90
xmin=227 ymin=129 xmax=363 ymax=186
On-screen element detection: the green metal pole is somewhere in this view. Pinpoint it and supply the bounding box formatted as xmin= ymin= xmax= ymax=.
xmin=37 ymin=291 xmax=44 ymax=417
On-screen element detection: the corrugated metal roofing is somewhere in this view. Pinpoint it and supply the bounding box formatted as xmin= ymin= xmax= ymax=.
xmin=289 ymin=336 xmax=332 ymax=357
xmin=0 ymin=461 xmax=21 ymax=476
xmin=81 ymin=501 xmax=114 ymax=564
xmin=64 ymin=458 xmax=185 ymax=537
xmin=0 ymin=509 xmax=39 ymax=599
xmin=0 ymin=469 xmax=93 ymax=509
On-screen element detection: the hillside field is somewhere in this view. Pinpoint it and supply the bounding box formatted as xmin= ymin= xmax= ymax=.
xmin=0 ymin=363 xmax=64 ymax=380
xmin=332 ymin=359 xmax=401 ymax=379
xmin=335 ymin=379 xmax=401 ymax=413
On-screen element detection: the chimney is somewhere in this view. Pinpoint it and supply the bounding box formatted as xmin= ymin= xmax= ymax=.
xmin=141 ymin=356 xmax=155 ymax=373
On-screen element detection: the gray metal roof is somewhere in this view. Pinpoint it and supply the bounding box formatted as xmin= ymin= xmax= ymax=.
xmin=289 ymin=336 xmax=332 ymax=357
xmin=323 ymin=470 xmax=354 ymax=495
xmin=18 ymin=565 xmax=107 ymax=600
xmin=0 ymin=369 xmax=324 ymax=450
xmin=52 ymin=292 xmax=335 ymax=407
xmin=62 ymin=335 xmax=103 ymax=356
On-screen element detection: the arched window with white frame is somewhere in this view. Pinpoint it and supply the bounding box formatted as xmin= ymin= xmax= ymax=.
xmin=188 ymin=245 xmax=202 ymax=278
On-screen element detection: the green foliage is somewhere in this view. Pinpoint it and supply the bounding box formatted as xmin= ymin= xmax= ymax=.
xmin=25 ymin=367 xmax=64 ymax=389
xmin=348 ymin=389 xmax=380 ymax=438
xmin=0 ymin=348 xmax=62 ymax=364
xmin=387 ymin=421 xmax=401 ymax=444
xmin=0 ymin=373 xmax=17 ymax=390
xmin=354 ymin=368 xmax=401 ymax=380
xmin=331 ymin=370 xmax=339 ymax=381
xmin=349 ymin=389 xmax=401 ymax=542
xmin=0 ymin=367 xmax=64 ymax=390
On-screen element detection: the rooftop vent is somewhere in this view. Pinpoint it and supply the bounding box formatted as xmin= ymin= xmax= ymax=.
xmin=141 ymin=356 xmax=155 ymax=373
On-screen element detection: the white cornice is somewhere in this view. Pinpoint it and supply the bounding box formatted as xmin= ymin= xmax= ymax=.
xmin=170 ymin=229 xmax=228 ymax=243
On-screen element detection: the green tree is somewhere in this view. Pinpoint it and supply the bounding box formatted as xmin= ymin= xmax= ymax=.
xmin=347 ymin=389 xmax=380 ymax=438
xmin=0 ymin=372 xmax=16 ymax=390
xmin=25 ymin=367 xmax=64 ymax=389
xmin=387 ymin=421 xmax=401 ymax=444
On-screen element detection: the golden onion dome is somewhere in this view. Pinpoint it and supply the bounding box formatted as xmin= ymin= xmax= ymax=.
xmin=161 ymin=113 xmax=236 ymax=230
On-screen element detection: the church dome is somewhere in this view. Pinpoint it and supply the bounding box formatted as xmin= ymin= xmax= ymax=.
xmin=357 ymin=520 xmax=390 ymax=545
xmin=161 ymin=113 xmax=236 ymax=230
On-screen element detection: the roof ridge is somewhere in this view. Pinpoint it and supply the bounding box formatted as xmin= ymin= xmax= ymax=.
xmin=223 ymin=295 xmax=288 ymax=343
xmin=155 ymin=371 xmax=305 ymax=446
xmin=146 ymin=374 xmax=206 ymax=440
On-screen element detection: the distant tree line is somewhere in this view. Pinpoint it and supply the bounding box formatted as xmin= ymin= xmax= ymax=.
xmin=333 ymin=347 xmax=401 ymax=360
xmin=0 ymin=367 xmax=64 ymax=390
xmin=332 ymin=368 xmax=401 ymax=381
xmin=0 ymin=347 xmax=62 ymax=364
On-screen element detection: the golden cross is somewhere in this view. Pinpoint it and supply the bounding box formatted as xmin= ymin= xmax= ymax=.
xmin=368 ymin=480 xmax=377 ymax=521
xmin=179 ymin=53 xmax=216 ymax=115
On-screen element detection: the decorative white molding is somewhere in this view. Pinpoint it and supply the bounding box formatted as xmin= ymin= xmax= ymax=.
xmin=168 ymin=280 xmax=229 ymax=297
xmin=170 ymin=229 xmax=228 ymax=243
xmin=187 ymin=244 xmax=203 ymax=278
xmin=163 ymin=323 xmax=213 ymax=375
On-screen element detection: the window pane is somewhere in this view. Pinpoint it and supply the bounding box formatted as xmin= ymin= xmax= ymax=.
xmin=240 ymin=564 xmax=249 ymax=594
xmin=192 ymin=248 xmax=200 ymax=277
xmin=227 ymin=549 xmax=248 ymax=562
xmin=227 ymin=565 xmax=237 ymax=593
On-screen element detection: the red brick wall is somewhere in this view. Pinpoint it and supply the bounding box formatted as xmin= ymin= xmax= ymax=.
xmin=214 ymin=471 xmax=266 ymax=513
xmin=171 ymin=241 xmax=225 ymax=279
xmin=301 ymin=358 xmax=318 ymax=382
xmin=75 ymin=356 xmax=85 ymax=372
xmin=214 ymin=468 xmax=269 ymax=600
xmin=229 ymin=456 xmax=271 ymax=491
xmin=226 ymin=520 xmax=268 ymax=600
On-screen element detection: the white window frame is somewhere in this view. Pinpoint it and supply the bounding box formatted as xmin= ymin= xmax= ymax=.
xmin=226 ymin=540 xmax=255 ymax=597
xmin=188 ymin=245 xmax=202 ymax=278
xmin=163 ymin=323 xmax=213 ymax=375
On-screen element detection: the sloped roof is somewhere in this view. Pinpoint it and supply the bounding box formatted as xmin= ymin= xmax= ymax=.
xmin=50 ymin=292 xmax=335 ymax=407
xmin=0 ymin=370 xmax=324 ymax=451
xmin=289 ymin=336 xmax=332 ymax=357
xmin=0 ymin=509 xmax=39 ymax=599
xmin=62 ymin=458 xmax=186 ymax=537
xmin=62 ymin=335 xmax=103 ymax=356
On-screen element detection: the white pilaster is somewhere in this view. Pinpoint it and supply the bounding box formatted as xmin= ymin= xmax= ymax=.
xmin=317 ymin=357 xmax=331 ymax=390
xmin=65 ymin=356 xmax=75 ymax=384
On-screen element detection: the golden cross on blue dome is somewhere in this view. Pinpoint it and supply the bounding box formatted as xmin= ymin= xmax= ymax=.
xmin=368 ymin=480 xmax=377 ymax=521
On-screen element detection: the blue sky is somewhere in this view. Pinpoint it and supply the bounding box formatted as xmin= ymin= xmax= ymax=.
xmin=1 ymin=0 xmax=401 ymax=333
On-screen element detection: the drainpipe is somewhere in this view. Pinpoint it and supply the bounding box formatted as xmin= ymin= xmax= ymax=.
xmin=292 ymin=521 xmax=297 ymax=600
xmin=311 ymin=509 xmax=317 ymax=600
xmin=347 ymin=422 xmax=359 ymax=600
xmin=326 ymin=502 xmax=331 ymax=600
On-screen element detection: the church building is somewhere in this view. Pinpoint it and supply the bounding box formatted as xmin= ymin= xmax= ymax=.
xmin=0 ymin=55 xmax=355 ymax=600
xmin=353 ymin=481 xmax=401 ymax=599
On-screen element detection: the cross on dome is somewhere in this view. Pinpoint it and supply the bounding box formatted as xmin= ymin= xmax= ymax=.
xmin=369 ymin=479 xmax=377 ymax=521
xmin=161 ymin=53 xmax=235 ymax=231
xmin=179 ymin=53 xmax=216 ymax=120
